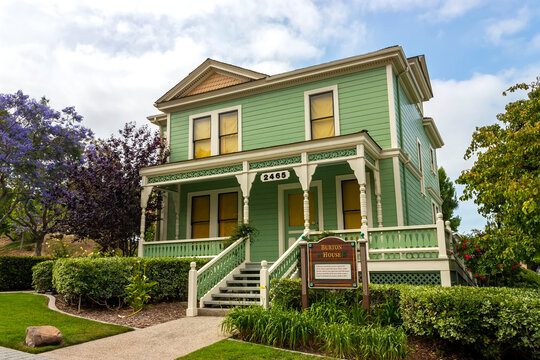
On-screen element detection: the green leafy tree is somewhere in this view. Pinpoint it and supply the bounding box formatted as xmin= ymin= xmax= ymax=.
xmin=457 ymin=78 xmax=540 ymax=264
xmin=438 ymin=167 xmax=461 ymax=231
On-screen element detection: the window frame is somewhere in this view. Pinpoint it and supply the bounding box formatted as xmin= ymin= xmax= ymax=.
xmin=429 ymin=145 xmax=437 ymax=174
xmin=218 ymin=191 xmax=239 ymax=237
xmin=218 ymin=110 xmax=239 ymax=155
xmin=304 ymin=85 xmax=340 ymax=140
xmin=192 ymin=116 xmax=212 ymax=159
xmin=417 ymin=138 xmax=426 ymax=195
xmin=188 ymin=105 xmax=242 ymax=160
xmin=186 ymin=187 xmax=241 ymax=239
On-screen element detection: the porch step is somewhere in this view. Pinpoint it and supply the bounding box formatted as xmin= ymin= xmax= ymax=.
xmin=219 ymin=286 xmax=260 ymax=292
xmin=203 ymin=300 xmax=260 ymax=307
xmin=203 ymin=262 xmax=266 ymax=309
xmin=226 ymin=279 xmax=260 ymax=285
xmin=212 ymin=293 xmax=260 ymax=299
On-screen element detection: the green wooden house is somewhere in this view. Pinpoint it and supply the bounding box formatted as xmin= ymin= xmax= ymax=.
xmin=138 ymin=46 xmax=472 ymax=314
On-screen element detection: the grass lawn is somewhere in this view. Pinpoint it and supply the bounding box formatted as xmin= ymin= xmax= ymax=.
xmin=0 ymin=293 xmax=132 ymax=354
xmin=177 ymin=339 xmax=330 ymax=360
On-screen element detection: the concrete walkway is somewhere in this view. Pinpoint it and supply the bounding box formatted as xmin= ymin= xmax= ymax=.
xmin=44 ymin=316 xmax=228 ymax=360
xmin=0 ymin=346 xmax=51 ymax=360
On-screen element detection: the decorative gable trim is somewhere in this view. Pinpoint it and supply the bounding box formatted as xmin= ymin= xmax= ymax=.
xmin=422 ymin=117 xmax=444 ymax=149
xmin=156 ymin=59 xmax=267 ymax=104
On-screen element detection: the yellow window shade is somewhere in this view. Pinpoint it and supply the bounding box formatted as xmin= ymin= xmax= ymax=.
xmin=194 ymin=139 xmax=211 ymax=158
xmin=219 ymin=192 xmax=238 ymax=220
xmin=288 ymin=191 xmax=315 ymax=227
xmin=219 ymin=111 xmax=237 ymax=135
xmin=342 ymin=180 xmax=360 ymax=211
xmin=192 ymin=196 xmax=210 ymax=222
xmin=312 ymin=118 xmax=335 ymax=139
xmin=220 ymin=135 xmax=238 ymax=154
xmin=310 ymin=92 xmax=333 ymax=119
xmin=194 ymin=117 xmax=211 ymax=140
xmin=219 ymin=220 xmax=237 ymax=237
xmin=344 ymin=211 xmax=362 ymax=229
xmin=192 ymin=223 xmax=210 ymax=239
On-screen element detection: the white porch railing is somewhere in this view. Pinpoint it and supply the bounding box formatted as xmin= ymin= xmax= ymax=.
xmin=186 ymin=236 xmax=249 ymax=317
xmin=142 ymin=237 xmax=230 ymax=258
xmin=259 ymin=229 xmax=310 ymax=308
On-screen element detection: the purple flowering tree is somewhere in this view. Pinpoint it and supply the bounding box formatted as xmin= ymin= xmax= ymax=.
xmin=0 ymin=91 xmax=92 ymax=255
xmin=61 ymin=122 xmax=168 ymax=256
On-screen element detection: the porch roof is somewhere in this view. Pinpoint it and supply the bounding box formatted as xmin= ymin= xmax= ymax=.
xmin=140 ymin=131 xmax=390 ymax=187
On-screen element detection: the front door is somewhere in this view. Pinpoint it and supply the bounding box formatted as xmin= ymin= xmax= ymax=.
xmin=283 ymin=187 xmax=318 ymax=250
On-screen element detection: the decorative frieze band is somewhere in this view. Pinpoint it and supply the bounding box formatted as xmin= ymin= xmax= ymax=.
xmin=249 ymin=156 xmax=301 ymax=170
xmin=308 ymin=148 xmax=356 ymax=162
xmin=147 ymin=164 xmax=243 ymax=184
xmin=365 ymin=152 xmax=376 ymax=165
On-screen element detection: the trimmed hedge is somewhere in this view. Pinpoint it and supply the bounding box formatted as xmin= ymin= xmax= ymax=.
xmin=270 ymin=279 xmax=540 ymax=359
xmin=0 ymin=256 xmax=52 ymax=291
xmin=32 ymin=260 xmax=55 ymax=293
xmin=51 ymin=257 xmax=209 ymax=305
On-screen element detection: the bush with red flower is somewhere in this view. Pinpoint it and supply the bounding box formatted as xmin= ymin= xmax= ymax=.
xmin=455 ymin=228 xmax=540 ymax=288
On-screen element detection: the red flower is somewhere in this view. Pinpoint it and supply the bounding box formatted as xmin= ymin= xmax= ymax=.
xmin=465 ymin=254 xmax=471 ymax=259
xmin=476 ymin=249 xmax=481 ymax=253
xmin=467 ymin=268 xmax=470 ymax=272
xmin=480 ymin=276 xmax=485 ymax=281
xmin=498 ymin=264 xmax=502 ymax=268
xmin=475 ymin=274 xmax=479 ymax=277
xmin=456 ymin=245 xmax=460 ymax=250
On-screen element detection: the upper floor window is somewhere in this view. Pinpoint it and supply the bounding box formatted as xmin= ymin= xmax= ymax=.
xmin=189 ymin=106 xmax=241 ymax=159
xmin=219 ymin=111 xmax=238 ymax=155
xmin=429 ymin=146 xmax=436 ymax=174
xmin=417 ymin=138 xmax=426 ymax=195
xmin=304 ymin=85 xmax=340 ymax=140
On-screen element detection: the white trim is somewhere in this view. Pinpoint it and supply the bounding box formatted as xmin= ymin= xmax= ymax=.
xmin=166 ymin=112 xmax=171 ymax=156
xmin=335 ymin=174 xmax=374 ymax=230
xmin=386 ymin=64 xmax=398 ymax=148
xmin=430 ymin=199 xmax=441 ymax=224
xmin=160 ymin=192 xmax=168 ymax=240
xmin=392 ymin=157 xmax=404 ymax=226
xmin=429 ymin=146 xmax=436 ymax=174
xmin=416 ymin=138 xmax=426 ymax=195
xmin=188 ymin=105 xmax=242 ymax=160
xmin=304 ymin=85 xmax=340 ymax=141
xmin=427 ymin=187 xmax=443 ymax=206
xmin=277 ymin=181 xmax=323 ymax=256
xmin=186 ymin=186 xmax=241 ymax=239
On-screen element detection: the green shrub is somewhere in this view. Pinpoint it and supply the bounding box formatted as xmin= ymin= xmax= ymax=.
xmin=221 ymin=306 xmax=408 ymax=359
xmin=0 ymin=256 xmax=52 ymax=291
xmin=32 ymin=260 xmax=55 ymax=293
xmin=52 ymin=257 xmax=209 ymax=306
xmin=400 ymin=286 xmax=540 ymax=359
xmin=511 ymin=268 xmax=540 ymax=289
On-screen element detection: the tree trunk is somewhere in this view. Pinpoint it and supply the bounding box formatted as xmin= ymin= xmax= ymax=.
xmin=34 ymin=233 xmax=45 ymax=256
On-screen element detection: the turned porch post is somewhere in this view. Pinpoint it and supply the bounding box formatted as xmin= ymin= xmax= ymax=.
xmin=293 ymin=154 xmax=317 ymax=233
xmin=138 ymin=185 xmax=154 ymax=257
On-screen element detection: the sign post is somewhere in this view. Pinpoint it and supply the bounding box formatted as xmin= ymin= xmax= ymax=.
xmin=300 ymin=241 xmax=309 ymax=310
xmin=358 ymin=234 xmax=370 ymax=311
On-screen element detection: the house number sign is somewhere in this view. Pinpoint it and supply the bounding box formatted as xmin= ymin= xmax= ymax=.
xmin=260 ymin=170 xmax=290 ymax=182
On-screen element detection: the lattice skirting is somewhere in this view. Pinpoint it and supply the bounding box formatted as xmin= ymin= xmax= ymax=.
xmin=368 ymin=271 xmax=441 ymax=286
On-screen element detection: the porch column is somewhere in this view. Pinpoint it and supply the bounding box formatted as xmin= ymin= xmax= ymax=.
xmin=293 ymin=155 xmax=317 ymax=233
xmin=373 ymin=165 xmax=383 ymax=228
xmin=138 ymin=185 xmax=154 ymax=257
xmin=347 ymin=145 xmax=368 ymax=236
xmin=236 ymin=164 xmax=257 ymax=262
xmin=172 ymin=185 xmax=181 ymax=240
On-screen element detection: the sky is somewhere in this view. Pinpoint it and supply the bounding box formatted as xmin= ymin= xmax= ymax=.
xmin=1 ymin=0 xmax=539 ymax=233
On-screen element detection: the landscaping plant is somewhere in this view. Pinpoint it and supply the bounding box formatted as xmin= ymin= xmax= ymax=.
xmin=123 ymin=260 xmax=157 ymax=313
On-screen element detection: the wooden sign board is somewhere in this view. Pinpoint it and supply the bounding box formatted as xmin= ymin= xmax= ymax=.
xmin=307 ymin=237 xmax=358 ymax=289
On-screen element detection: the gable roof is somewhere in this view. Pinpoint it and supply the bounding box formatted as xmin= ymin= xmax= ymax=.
xmin=156 ymin=59 xmax=267 ymax=103
xmin=155 ymin=46 xmax=434 ymax=112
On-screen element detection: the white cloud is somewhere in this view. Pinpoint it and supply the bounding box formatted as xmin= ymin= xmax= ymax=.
xmin=485 ymin=8 xmax=529 ymax=44
xmin=360 ymin=0 xmax=483 ymax=21
xmin=424 ymin=66 xmax=540 ymax=232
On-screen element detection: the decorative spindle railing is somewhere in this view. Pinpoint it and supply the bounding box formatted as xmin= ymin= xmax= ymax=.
xmin=143 ymin=237 xmax=229 ymax=258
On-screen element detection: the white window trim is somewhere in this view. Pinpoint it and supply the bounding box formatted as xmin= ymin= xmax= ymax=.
xmin=304 ymin=85 xmax=340 ymax=141
xmin=188 ymin=105 xmax=242 ymax=160
xmin=417 ymin=138 xmax=425 ymax=196
xmin=431 ymin=199 xmax=441 ymax=224
xmin=186 ymin=186 xmax=241 ymax=239
xmin=335 ymin=174 xmax=373 ymax=230
xmin=429 ymin=145 xmax=436 ymax=174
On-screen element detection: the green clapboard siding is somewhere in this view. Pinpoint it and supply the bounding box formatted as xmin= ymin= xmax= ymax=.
xmin=168 ymin=67 xmax=390 ymax=162
xmin=396 ymin=80 xmax=441 ymax=223
xmin=378 ymin=158 xmax=398 ymax=227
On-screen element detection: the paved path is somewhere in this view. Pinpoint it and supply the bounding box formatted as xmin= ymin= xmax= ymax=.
xmin=44 ymin=316 xmax=227 ymax=360
xmin=0 ymin=346 xmax=51 ymax=360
